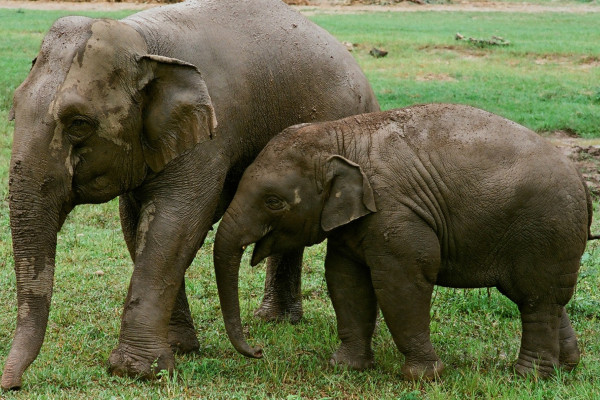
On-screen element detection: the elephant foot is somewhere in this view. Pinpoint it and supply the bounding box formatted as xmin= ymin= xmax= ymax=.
xmin=559 ymin=335 xmax=580 ymax=372
xmin=108 ymin=343 xmax=175 ymax=379
xmin=514 ymin=350 xmax=558 ymax=378
xmin=401 ymin=359 xmax=444 ymax=381
xmin=254 ymin=297 xmax=303 ymax=324
xmin=329 ymin=344 xmax=374 ymax=371
xmin=168 ymin=324 xmax=200 ymax=354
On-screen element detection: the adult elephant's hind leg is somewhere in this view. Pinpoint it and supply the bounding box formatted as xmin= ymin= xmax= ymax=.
xmin=168 ymin=282 xmax=200 ymax=354
xmin=254 ymin=249 xmax=304 ymax=323
xmin=119 ymin=194 xmax=199 ymax=355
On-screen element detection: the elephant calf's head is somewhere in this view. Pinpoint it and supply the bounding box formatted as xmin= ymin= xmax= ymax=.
xmin=213 ymin=123 xmax=377 ymax=359
xmin=238 ymin=130 xmax=377 ymax=264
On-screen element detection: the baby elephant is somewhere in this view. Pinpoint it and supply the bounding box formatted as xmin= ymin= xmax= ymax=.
xmin=213 ymin=104 xmax=594 ymax=379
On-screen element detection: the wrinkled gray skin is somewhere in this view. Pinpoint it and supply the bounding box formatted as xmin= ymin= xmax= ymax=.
xmin=214 ymin=104 xmax=592 ymax=380
xmin=2 ymin=0 xmax=379 ymax=389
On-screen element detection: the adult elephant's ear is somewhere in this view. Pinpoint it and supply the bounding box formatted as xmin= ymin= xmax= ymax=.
xmin=321 ymin=155 xmax=377 ymax=232
xmin=138 ymin=55 xmax=217 ymax=172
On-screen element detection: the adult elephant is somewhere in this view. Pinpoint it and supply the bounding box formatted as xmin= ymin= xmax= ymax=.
xmin=2 ymin=0 xmax=379 ymax=390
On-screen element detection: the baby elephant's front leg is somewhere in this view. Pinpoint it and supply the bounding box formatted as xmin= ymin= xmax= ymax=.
xmin=325 ymin=245 xmax=377 ymax=370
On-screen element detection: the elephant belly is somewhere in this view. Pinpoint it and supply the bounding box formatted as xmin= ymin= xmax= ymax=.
xmin=435 ymin=261 xmax=499 ymax=289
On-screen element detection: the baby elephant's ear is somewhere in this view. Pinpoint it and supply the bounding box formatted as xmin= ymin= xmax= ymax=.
xmin=321 ymin=155 xmax=377 ymax=232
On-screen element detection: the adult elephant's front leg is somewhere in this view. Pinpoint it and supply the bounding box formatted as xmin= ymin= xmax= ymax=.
xmin=119 ymin=194 xmax=199 ymax=355
xmin=255 ymin=249 xmax=304 ymax=323
xmin=109 ymin=165 xmax=225 ymax=378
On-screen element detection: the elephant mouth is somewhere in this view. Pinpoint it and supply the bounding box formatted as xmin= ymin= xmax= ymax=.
xmin=250 ymin=233 xmax=276 ymax=266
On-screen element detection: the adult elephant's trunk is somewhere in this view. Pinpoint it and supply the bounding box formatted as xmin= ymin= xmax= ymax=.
xmin=2 ymin=151 xmax=70 ymax=390
xmin=213 ymin=204 xmax=263 ymax=359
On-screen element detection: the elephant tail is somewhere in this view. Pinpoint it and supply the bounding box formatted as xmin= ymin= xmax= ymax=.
xmin=584 ymin=180 xmax=599 ymax=241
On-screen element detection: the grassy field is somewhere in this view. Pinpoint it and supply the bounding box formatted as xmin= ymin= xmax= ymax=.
xmin=0 ymin=5 xmax=599 ymax=399
xmin=312 ymin=10 xmax=600 ymax=137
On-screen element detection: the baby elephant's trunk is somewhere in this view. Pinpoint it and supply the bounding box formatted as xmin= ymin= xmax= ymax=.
xmin=213 ymin=208 xmax=263 ymax=359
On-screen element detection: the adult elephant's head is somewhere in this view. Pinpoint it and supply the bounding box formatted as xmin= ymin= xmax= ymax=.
xmin=2 ymin=17 xmax=216 ymax=390
xmin=213 ymin=124 xmax=376 ymax=358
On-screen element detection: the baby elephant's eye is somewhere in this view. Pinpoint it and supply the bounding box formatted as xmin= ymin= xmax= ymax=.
xmin=265 ymin=195 xmax=286 ymax=211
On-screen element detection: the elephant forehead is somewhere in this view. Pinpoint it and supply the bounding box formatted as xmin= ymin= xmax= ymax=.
xmin=244 ymin=166 xmax=309 ymax=201
xmin=86 ymin=19 xmax=146 ymax=58
xmin=62 ymin=20 xmax=146 ymax=91
xmin=50 ymin=20 xmax=146 ymax=148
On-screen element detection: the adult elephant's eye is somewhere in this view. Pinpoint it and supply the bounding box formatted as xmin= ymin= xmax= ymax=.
xmin=65 ymin=116 xmax=96 ymax=144
xmin=70 ymin=118 xmax=88 ymax=128
xmin=265 ymin=195 xmax=286 ymax=211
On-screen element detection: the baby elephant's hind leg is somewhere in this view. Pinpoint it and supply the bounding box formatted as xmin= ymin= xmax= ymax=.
xmin=512 ymin=261 xmax=580 ymax=378
xmin=558 ymin=307 xmax=580 ymax=371
xmin=515 ymin=302 xmax=562 ymax=377
xmin=369 ymin=220 xmax=444 ymax=380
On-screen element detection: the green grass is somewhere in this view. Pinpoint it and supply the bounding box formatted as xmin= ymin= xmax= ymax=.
xmin=1 ymin=6 xmax=599 ymax=399
xmin=311 ymin=11 xmax=600 ymax=137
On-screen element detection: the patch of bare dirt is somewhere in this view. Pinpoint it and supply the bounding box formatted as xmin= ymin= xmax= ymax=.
xmin=415 ymin=73 xmax=458 ymax=82
xmin=0 ymin=0 xmax=156 ymax=11
xmin=1 ymin=0 xmax=599 ymax=13
xmin=535 ymin=55 xmax=600 ymax=72
xmin=293 ymin=0 xmax=600 ymax=14
xmin=547 ymin=132 xmax=600 ymax=196
xmin=419 ymin=44 xmax=489 ymax=60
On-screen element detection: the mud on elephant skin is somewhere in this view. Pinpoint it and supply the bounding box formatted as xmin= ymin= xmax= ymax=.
xmin=214 ymin=103 xmax=594 ymax=380
xmin=1 ymin=0 xmax=379 ymax=390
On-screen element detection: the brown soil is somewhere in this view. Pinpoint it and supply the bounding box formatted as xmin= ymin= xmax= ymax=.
xmin=1 ymin=0 xmax=599 ymax=13
xmin=547 ymin=133 xmax=600 ymax=196
xmin=1 ymin=0 xmax=598 ymax=193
